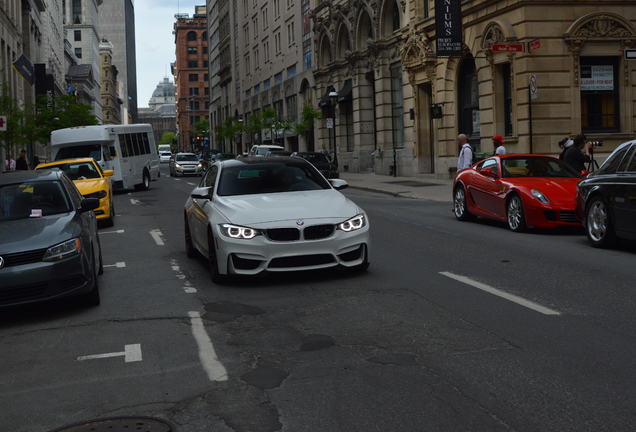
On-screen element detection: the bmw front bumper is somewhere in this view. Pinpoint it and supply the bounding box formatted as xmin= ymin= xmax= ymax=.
xmin=213 ymin=220 xmax=370 ymax=275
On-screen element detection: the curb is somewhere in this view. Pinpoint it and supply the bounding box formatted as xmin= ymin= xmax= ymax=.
xmin=347 ymin=185 xmax=452 ymax=202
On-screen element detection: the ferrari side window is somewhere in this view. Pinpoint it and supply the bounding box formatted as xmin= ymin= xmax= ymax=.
xmin=481 ymin=159 xmax=499 ymax=176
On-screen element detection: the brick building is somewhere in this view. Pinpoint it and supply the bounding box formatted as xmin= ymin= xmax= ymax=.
xmin=174 ymin=6 xmax=209 ymax=151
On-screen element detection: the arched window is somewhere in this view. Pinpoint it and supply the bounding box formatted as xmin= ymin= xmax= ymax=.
xmin=381 ymin=1 xmax=400 ymax=38
xmin=319 ymin=36 xmax=332 ymax=67
xmin=356 ymin=11 xmax=373 ymax=50
xmin=187 ymin=31 xmax=197 ymax=42
xmin=457 ymin=57 xmax=480 ymax=146
xmin=336 ymin=25 xmax=350 ymax=60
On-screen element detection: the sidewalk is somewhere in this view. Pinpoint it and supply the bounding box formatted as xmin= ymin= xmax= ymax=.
xmin=340 ymin=172 xmax=453 ymax=202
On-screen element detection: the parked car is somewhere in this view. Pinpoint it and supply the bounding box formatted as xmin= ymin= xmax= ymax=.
xmin=169 ymin=152 xmax=204 ymax=176
xmin=35 ymin=158 xmax=115 ymax=227
xmin=184 ymin=157 xmax=369 ymax=282
xmin=292 ymin=152 xmax=339 ymax=179
xmin=266 ymin=151 xmax=293 ymax=157
xmin=0 ymin=170 xmax=102 ymax=307
xmin=453 ymin=154 xmax=584 ymax=231
xmin=249 ymin=144 xmax=284 ymax=156
xmin=211 ymin=153 xmax=236 ymax=162
xmin=577 ymin=140 xmax=636 ymax=247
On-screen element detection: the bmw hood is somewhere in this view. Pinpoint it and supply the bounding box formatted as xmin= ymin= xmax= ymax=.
xmin=0 ymin=212 xmax=81 ymax=255
xmin=214 ymin=190 xmax=360 ymax=225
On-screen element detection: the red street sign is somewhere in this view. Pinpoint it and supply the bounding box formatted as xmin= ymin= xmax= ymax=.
xmin=528 ymin=40 xmax=541 ymax=52
xmin=0 ymin=116 xmax=6 ymax=131
xmin=492 ymin=43 xmax=525 ymax=53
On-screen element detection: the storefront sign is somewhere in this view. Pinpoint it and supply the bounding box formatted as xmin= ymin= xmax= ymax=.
xmin=581 ymin=65 xmax=614 ymax=91
xmin=492 ymin=43 xmax=525 ymax=53
xmin=12 ymin=55 xmax=34 ymax=85
xmin=435 ymin=0 xmax=462 ymax=57
xmin=625 ymin=49 xmax=636 ymax=60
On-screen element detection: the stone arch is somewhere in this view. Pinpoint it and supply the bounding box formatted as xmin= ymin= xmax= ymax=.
xmin=355 ymin=7 xmax=375 ymax=51
xmin=318 ymin=33 xmax=333 ymax=67
xmin=378 ymin=0 xmax=402 ymax=39
xmin=480 ymin=21 xmax=517 ymax=50
xmin=335 ymin=21 xmax=352 ymax=60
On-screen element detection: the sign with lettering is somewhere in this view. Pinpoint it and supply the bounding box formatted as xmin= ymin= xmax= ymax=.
xmin=528 ymin=40 xmax=541 ymax=52
xmin=625 ymin=49 xmax=636 ymax=60
xmin=492 ymin=43 xmax=525 ymax=53
xmin=435 ymin=0 xmax=463 ymax=57
xmin=581 ymin=65 xmax=614 ymax=91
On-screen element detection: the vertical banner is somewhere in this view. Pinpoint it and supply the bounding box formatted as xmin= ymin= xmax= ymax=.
xmin=435 ymin=0 xmax=463 ymax=57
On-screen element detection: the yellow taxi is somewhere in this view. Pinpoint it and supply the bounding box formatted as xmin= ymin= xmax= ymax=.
xmin=35 ymin=158 xmax=115 ymax=226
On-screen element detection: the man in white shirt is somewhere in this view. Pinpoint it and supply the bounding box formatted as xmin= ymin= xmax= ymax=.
xmin=457 ymin=134 xmax=473 ymax=171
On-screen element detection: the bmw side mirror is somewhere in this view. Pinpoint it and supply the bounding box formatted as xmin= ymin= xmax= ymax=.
xmin=329 ymin=179 xmax=349 ymax=190
xmin=191 ymin=186 xmax=212 ymax=200
xmin=80 ymin=198 xmax=100 ymax=213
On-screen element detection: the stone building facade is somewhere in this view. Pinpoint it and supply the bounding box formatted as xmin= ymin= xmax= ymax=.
xmin=99 ymin=39 xmax=121 ymax=124
xmin=313 ymin=0 xmax=636 ymax=177
xmin=174 ymin=6 xmax=209 ymax=151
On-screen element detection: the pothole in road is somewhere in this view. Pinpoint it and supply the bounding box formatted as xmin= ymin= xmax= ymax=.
xmin=203 ymin=301 xmax=265 ymax=322
xmin=367 ymin=352 xmax=418 ymax=366
xmin=299 ymin=334 xmax=335 ymax=351
xmin=50 ymin=417 xmax=172 ymax=432
xmin=241 ymin=365 xmax=289 ymax=389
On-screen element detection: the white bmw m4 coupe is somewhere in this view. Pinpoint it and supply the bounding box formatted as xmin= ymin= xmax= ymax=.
xmin=184 ymin=157 xmax=370 ymax=282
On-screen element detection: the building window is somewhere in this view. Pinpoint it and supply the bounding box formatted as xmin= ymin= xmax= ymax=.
xmin=263 ymin=79 xmax=271 ymax=89
xmin=581 ymin=57 xmax=620 ymax=133
xmin=189 ymin=87 xmax=199 ymax=96
xmin=74 ymin=30 xmax=81 ymax=41
xmin=74 ymin=47 xmax=82 ymax=58
xmin=458 ymin=57 xmax=480 ymax=146
xmin=496 ymin=62 xmax=513 ymax=137
xmin=262 ymin=7 xmax=268 ymax=30
xmin=204 ymin=87 xmax=209 ymax=95
xmin=287 ymin=64 xmax=296 ymax=78
xmin=189 ymin=73 xmax=198 ymax=82
xmin=187 ymin=47 xmax=197 ymax=54
xmin=244 ymin=25 xmax=249 ymax=46
xmin=390 ymin=63 xmax=404 ymax=149
xmin=274 ymin=72 xmax=283 ymax=85
xmin=286 ymin=95 xmax=297 ymax=122
xmin=72 ymin=0 xmax=81 ymax=24
xmin=204 ymin=73 xmax=208 ymax=81
xmin=274 ymin=32 xmax=281 ymax=54
xmin=274 ymin=0 xmax=280 ymax=18
xmin=263 ymin=39 xmax=270 ymax=62
xmin=188 ymin=60 xmax=198 ymax=68
xmin=187 ymin=31 xmax=197 ymax=41
xmin=287 ymin=22 xmax=295 ymax=45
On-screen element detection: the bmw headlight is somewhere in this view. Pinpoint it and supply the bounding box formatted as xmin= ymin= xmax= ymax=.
xmin=220 ymin=224 xmax=261 ymax=239
xmin=43 ymin=238 xmax=81 ymax=262
xmin=338 ymin=214 xmax=366 ymax=232
xmin=84 ymin=190 xmax=107 ymax=199
xmin=531 ymin=189 xmax=550 ymax=204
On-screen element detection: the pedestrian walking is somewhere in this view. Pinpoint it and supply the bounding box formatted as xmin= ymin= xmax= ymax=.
xmin=493 ymin=135 xmax=506 ymax=156
xmin=457 ymin=134 xmax=473 ymax=171
xmin=15 ymin=149 xmax=29 ymax=170
xmin=558 ymin=137 xmax=574 ymax=161
xmin=562 ymin=134 xmax=591 ymax=173
xmin=5 ymin=153 xmax=16 ymax=171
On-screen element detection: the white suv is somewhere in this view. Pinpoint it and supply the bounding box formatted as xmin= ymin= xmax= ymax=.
xmin=249 ymin=145 xmax=285 ymax=156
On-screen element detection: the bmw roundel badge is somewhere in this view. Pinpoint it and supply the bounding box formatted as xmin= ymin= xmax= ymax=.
xmin=0 ymin=256 xmax=4 ymax=269
xmin=296 ymin=219 xmax=305 ymax=226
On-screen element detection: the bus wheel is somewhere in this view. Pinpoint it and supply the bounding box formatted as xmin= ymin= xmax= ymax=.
xmin=141 ymin=170 xmax=150 ymax=191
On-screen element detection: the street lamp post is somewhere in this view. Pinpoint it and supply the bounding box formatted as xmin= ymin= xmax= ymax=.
xmin=328 ymin=90 xmax=338 ymax=167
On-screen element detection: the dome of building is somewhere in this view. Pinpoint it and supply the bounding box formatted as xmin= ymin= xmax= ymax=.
xmin=148 ymin=77 xmax=176 ymax=109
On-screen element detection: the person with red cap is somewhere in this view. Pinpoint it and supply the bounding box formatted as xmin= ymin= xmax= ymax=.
xmin=493 ymin=135 xmax=506 ymax=156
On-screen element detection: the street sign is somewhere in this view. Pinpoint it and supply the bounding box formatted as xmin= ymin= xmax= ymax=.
xmin=529 ymin=74 xmax=538 ymax=100
xmin=0 ymin=116 xmax=6 ymax=131
xmin=325 ymin=118 xmax=334 ymax=129
xmin=625 ymin=49 xmax=636 ymax=60
xmin=528 ymin=40 xmax=541 ymax=52
xmin=492 ymin=43 xmax=525 ymax=53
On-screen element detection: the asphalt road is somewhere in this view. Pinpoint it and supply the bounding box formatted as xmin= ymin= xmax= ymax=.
xmin=1 ymin=165 xmax=636 ymax=432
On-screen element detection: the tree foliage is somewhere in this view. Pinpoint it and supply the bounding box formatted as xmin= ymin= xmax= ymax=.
xmin=158 ymin=131 xmax=177 ymax=145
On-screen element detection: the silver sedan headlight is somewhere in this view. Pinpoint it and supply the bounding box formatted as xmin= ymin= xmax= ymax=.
xmin=220 ymin=223 xmax=261 ymax=239
xmin=337 ymin=214 xmax=366 ymax=232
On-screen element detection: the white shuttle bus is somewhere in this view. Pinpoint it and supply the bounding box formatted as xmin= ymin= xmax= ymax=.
xmin=51 ymin=124 xmax=160 ymax=191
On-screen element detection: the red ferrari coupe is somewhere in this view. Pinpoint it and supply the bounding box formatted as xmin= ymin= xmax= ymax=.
xmin=453 ymin=154 xmax=584 ymax=231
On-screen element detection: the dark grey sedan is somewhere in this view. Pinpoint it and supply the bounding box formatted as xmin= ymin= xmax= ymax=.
xmin=0 ymin=170 xmax=103 ymax=307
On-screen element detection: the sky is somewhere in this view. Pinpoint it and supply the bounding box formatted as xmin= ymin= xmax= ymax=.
xmin=135 ymin=0 xmax=196 ymax=108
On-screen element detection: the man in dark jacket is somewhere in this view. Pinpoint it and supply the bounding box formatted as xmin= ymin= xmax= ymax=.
xmin=563 ymin=135 xmax=591 ymax=172
xmin=15 ymin=149 xmax=29 ymax=170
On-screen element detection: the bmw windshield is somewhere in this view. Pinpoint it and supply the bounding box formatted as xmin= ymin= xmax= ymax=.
xmin=0 ymin=180 xmax=72 ymax=221
xmin=217 ymin=162 xmax=331 ymax=196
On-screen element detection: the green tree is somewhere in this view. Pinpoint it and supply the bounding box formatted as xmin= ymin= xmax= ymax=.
xmin=0 ymin=88 xmax=26 ymax=158
xmin=34 ymin=94 xmax=98 ymax=142
xmin=158 ymin=131 xmax=177 ymax=145
xmin=192 ymin=119 xmax=210 ymax=138
xmin=215 ymin=116 xmax=243 ymax=153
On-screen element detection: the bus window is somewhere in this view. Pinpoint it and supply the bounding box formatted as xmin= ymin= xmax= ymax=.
xmin=141 ymin=133 xmax=150 ymax=154
xmin=110 ymin=145 xmax=117 ymax=158
xmin=103 ymin=145 xmax=111 ymax=161
xmin=120 ymin=136 xmax=128 ymax=157
xmin=133 ymin=134 xmax=142 ymax=156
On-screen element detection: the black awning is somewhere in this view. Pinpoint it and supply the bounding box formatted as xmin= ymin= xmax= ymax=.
xmin=318 ymin=94 xmax=330 ymax=108
xmin=338 ymin=80 xmax=352 ymax=103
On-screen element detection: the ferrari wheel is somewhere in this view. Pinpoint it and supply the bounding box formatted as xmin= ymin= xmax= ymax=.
xmin=507 ymin=195 xmax=527 ymax=232
xmin=586 ymin=196 xmax=616 ymax=248
xmin=453 ymin=185 xmax=473 ymax=221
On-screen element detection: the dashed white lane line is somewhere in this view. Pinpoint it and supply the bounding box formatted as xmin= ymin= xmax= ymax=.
xmin=104 ymin=262 xmax=126 ymax=268
xmin=188 ymin=311 xmax=228 ymax=381
xmin=439 ymin=271 xmax=561 ymax=316
xmin=187 ymin=182 xmax=196 ymax=186
xmin=77 ymin=344 xmax=142 ymax=363
xmin=100 ymin=229 xmax=125 ymax=234
xmin=149 ymin=229 xmax=165 ymax=246
xmin=130 ymin=198 xmax=142 ymax=205
xmin=173 ymin=178 xmax=181 ymax=181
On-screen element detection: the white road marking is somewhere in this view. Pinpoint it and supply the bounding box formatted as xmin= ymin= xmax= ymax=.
xmin=173 ymin=178 xmax=181 ymax=181
xmin=187 ymin=182 xmax=196 ymax=186
xmin=149 ymin=229 xmax=165 ymax=246
xmin=101 ymin=229 xmax=125 ymax=234
xmin=104 ymin=262 xmax=126 ymax=268
xmin=188 ymin=311 xmax=228 ymax=381
xmin=440 ymin=271 xmax=561 ymax=316
xmin=130 ymin=198 xmax=142 ymax=205
xmin=184 ymin=287 xmax=197 ymax=294
xmin=171 ymin=265 xmax=180 ymax=271
xmin=77 ymin=344 xmax=142 ymax=363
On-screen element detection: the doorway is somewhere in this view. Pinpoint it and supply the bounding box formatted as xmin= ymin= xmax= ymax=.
xmin=417 ymin=84 xmax=435 ymax=173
